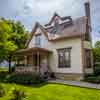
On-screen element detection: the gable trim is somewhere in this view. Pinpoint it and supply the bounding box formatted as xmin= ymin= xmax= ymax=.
xmin=44 ymin=12 xmax=71 ymax=27
xmin=26 ymin=22 xmax=49 ymax=47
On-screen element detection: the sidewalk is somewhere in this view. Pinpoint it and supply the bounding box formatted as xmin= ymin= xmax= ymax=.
xmin=49 ymin=79 xmax=100 ymax=89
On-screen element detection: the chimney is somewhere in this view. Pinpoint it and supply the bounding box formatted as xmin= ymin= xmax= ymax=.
xmin=84 ymin=0 xmax=91 ymax=26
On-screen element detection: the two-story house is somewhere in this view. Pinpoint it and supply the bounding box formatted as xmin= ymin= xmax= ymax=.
xmin=14 ymin=1 xmax=93 ymax=80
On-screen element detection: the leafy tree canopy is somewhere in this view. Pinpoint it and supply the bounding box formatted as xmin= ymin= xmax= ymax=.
xmin=0 ymin=18 xmax=29 ymax=62
xmin=93 ymin=41 xmax=100 ymax=62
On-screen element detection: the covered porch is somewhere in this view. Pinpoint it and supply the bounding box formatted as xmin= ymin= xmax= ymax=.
xmin=14 ymin=47 xmax=52 ymax=75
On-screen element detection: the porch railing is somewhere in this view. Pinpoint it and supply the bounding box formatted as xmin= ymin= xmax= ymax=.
xmin=15 ymin=65 xmax=37 ymax=74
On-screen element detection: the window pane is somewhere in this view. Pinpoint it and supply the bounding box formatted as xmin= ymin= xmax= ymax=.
xmin=35 ymin=34 xmax=41 ymax=47
xmin=65 ymin=52 xmax=69 ymax=61
xmin=57 ymin=48 xmax=71 ymax=68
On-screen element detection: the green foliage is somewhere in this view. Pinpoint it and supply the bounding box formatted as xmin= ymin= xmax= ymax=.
xmin=0 ymin=84 xmax=5 ymax=97
xmin=84 ymin=74 xmax=100 ymax=84
xmin=93 ymin=41 xmax=100 ymax=62
xmin=0 ymin=18 xmax=29 ymax=62
xmin=10 ymin=87 xmax=26 ymax=100
xmin=0 ymin=71 xmax=9 ymax=82
xmin=95 ymin=41 xmax=100 ymax=48
xmin=7 ymin=74 xmax=45 ymax=85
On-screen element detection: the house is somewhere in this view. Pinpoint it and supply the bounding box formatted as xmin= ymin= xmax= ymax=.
xmin=14 ymin=1 xmax=93 ymax=80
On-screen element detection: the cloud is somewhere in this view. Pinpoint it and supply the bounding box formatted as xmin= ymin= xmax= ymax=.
xmin=0 ymin=0 xmax=100 ymax=42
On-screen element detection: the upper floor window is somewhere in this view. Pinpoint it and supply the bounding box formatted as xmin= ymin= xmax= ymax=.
xmin=35 ymin=34 xmax=41 ymax=47
xmin=57 ymin=47 xmax=72 ymax=68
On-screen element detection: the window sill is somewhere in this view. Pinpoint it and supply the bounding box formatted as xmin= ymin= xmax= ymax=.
xmin=58 ymin=66 xmax=71 ymax=68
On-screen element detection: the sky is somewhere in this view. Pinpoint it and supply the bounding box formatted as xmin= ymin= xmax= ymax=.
xmin=0 ymin=0 xmax=100 ymax=43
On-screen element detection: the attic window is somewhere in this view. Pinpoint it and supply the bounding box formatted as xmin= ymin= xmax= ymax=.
xmin=35 ymin=34 xmax=41 ymax=47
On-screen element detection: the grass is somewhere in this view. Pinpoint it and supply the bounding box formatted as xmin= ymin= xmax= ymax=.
xmin=0 ymin=83 xmax=100 ymax=100
xmin=0 ymin=68 xmax=100 ymax=100
xmin=0 ymin=67 xmax=8 ymax=72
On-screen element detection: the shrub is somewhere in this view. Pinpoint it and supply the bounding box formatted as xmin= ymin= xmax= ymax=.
xmin=84 ymin=75 xmax=100 ymax=84
xmin=10 ymin=88 xmax=25 ymax=100
xmin=0 ymin=71 xmax=10 ymax=82
xmin=94 ymin=66 xmax=100 ymax=75
xmin=0 ymin=84 xmax=5 ymax=97
xmin=7 ymin=74 xmax=45 ymax=85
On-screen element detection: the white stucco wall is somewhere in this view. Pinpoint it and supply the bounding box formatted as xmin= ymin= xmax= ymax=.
xmin=28 ymin=27 xmax=83 ymax=74
xmin=44 ymin=38 xmax=83 ymax=74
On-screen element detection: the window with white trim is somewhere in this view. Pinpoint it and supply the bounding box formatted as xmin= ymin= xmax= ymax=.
xmin=57 ymin=47 xmax=71 ymax=68
xmin=35 ymin=34 xmax=41 ymax=47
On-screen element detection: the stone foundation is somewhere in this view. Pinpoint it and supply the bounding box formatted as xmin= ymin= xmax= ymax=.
xmin=54 ymin=73 xmax=84 ymax=81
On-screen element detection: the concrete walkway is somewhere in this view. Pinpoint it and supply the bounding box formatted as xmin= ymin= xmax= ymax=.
xmin=49 ymin=79 xmax=100 ymax=89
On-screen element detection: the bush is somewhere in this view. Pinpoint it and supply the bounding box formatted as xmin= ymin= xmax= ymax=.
xmin=10 ymin=88 xmax=26 ymax=100
xmin=94 ymin=66 xmax=100 ymax=75
xmin=84 ymin=75 xmax=100 ymax=84
xmin=0 ymin=71 xmax=9 ymax=82
xmin=7 ymin=74 xmax=45 ymax=85
xmin=0 ymin=84 xmax=5 ymax=97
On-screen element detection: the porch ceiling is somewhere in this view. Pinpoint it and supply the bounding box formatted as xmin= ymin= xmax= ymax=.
xmin=14 ymin=47 xmax=52 ymax=55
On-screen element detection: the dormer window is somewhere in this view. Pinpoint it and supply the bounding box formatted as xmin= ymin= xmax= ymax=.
xmin=35 ymin=34 xmax=41 ymax=47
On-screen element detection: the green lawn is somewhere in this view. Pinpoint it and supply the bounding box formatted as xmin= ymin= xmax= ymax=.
xmin=0 ymin=83 xmax=100 ymax=100
xmin=0 ymin=67 xmax=8 ymax=72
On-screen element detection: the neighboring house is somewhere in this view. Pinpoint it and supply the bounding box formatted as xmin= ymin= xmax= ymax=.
xmin=14 ymin=1 xmax=93 ymax=80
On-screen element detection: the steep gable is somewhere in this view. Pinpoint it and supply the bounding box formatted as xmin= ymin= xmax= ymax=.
xmin=44 ymin=12 xmax=72 ymax=28
xmin=26 ymin=22 xmax=49 ymax=47
xmin=45 ymin=15 xmax=87 ymax=41
xmin=26 ymin=13 xmax=88 ymax=46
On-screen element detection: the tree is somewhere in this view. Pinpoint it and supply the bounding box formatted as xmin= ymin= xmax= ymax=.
xmin=0 ymin=18 xmax=29 ymax=72
xmin=93 ymin=41 xmax=100 ymax=63
xmin=94 ymin=41 xmax=100 ymax=48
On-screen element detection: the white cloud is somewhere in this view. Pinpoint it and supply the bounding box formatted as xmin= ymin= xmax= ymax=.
xmin=0 ymin=0 xmax=100 ymax=42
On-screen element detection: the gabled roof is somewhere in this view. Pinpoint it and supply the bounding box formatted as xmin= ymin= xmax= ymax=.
xmin=45 ymin=16 xmax=87 ymax=41
xmin=26 ymin=22 xmax=49 ymax=46
xmin=44 ymin=12 xmax=72 ymax=27
xmin=26 ymin=14 xmax=88 ymax=46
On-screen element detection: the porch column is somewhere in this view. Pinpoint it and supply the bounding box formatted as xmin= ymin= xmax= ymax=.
xmin=24 ymin=56 xmax=27 ymax=66
xmin=16 ymin=56 xmax=20 ymax=65
xmin=15 ymin=57 xmax=18 ymax=66
xmin=32 ymin=53 xmax=34 ymax=66
xmin=47 ymin=54 xmax=49 ymax=71
xmin=37 ymin=51 xmax=40 ymax=73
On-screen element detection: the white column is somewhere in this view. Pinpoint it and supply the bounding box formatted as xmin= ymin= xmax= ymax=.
xmin=24 ymin=56 xmax=27 ymax=66
xmin=37 ymin=52 xmax=40 ymax=73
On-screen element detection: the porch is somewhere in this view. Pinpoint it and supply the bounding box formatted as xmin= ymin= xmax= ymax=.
xmin=14 ymin=47 xmax=52 ymax=75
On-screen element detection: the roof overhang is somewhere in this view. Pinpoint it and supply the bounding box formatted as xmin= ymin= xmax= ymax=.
xmin=14 ymin=47 xmax=52 ymax=56
xmin=49 ymin=34 xmax=84 ymax=42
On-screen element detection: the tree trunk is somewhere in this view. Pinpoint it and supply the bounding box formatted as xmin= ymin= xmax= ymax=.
xmin=8 ymin=55 xmax=12 ymax=73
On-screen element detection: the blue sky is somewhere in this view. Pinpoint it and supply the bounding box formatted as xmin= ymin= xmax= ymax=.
xmin=0 ymin=0 xmax=100 ymax=43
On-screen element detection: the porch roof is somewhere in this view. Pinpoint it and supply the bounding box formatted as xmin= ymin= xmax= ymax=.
xmin=14 ymin=47 xmax=52 ymax=55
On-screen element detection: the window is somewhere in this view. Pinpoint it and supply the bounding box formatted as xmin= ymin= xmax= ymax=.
xmin=35 ymin=34 xmax=41 ymax=47
xmin=57 ymin=48 xmax=71 ymax=68
xmin=85 ymin=49 xmax=92 ymax=68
